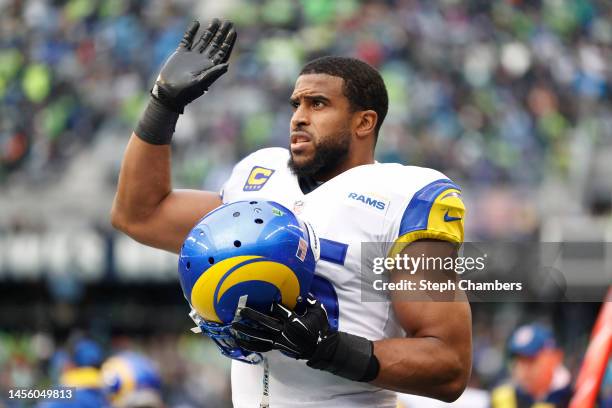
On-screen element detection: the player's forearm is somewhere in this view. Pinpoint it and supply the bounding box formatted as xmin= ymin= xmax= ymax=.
xmin=371 ymin=336 xmax=470 ymax=402
xmin=111 ymin=133 xmax=173 ymax=230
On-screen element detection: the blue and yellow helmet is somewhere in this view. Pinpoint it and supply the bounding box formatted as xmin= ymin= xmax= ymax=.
xmin=101 ymin=352 xmax=162 ymax=407
xmin=178 ymin=200 xmax=320 ymax=363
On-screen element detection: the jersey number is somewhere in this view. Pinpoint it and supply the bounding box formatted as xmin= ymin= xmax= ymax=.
xmin=312 ymin=238 xmax=348 ymax=331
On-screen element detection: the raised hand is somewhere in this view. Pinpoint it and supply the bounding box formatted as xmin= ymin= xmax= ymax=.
xmin=152 ymin=19 xmax=237 ymax=113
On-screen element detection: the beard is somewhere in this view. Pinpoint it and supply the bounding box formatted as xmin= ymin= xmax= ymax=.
xmin=288 ymin=130 xmax=351 ymax=179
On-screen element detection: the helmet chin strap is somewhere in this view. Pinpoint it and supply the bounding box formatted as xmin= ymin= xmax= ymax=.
xmin=233 ymin=295 xmax=249 ymax=323
xmin=189 ymin=308 xmax=203 ymax=334
xmin=260 ymin=356 xmax=270 ymax=408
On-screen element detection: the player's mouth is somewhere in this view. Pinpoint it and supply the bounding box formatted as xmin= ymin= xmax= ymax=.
xmin=290 ymin=131 xmax=313 ymax=153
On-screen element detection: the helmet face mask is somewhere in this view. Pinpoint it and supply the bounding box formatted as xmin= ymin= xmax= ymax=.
xmin=189 ymin=307 xmax=263 ymax=364
xmin=179 ymin=200 xmax=320 ymax=364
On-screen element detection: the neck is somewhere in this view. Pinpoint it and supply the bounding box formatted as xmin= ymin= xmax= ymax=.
xmin=314 ymin=150 xmax=374 ymax=182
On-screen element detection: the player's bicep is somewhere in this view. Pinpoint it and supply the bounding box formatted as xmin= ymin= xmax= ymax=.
xmin=391 ymin=240 xmax=472 ymax=368
xmin=394 ymin=299 xmax=471 ymax=346
xmin=393 ymin=296 xmax=472 ymax=394
xmin=393 ymin=293 xmax=471 ymax=344
xmin=127 ymin=189 xmax=222 ymax=253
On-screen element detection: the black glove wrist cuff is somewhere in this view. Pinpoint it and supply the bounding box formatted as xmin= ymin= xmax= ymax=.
xmin=134 ymin=97 xmax=180 ymax=145
xmin=307 ymin=332 xmax=380 ymax=382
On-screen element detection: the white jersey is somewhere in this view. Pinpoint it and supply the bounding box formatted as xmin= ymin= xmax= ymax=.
xmin=221 ymin=148 xmax=465 ymax=408
xmin=397 ymin=388 xmax=490 ymax=408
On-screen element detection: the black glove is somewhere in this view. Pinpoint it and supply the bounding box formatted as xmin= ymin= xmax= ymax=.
xmin=152 ymin=19 xmax=236 ymax=113
xmin=231 ymin=296 xmax=330 ymax=359
xmin=135 ymin=19 xmax=237 ymax=145
xmin=231 ymin=296 xmax=380 ymax=382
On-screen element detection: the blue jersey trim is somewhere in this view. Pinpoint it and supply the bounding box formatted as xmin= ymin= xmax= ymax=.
xmin=319 ymin=238 xmax=348 ymax=265
xmin=398 ymin=179 xmax=461 ymax=237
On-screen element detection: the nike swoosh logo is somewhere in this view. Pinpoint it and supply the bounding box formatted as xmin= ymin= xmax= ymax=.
xmin=444 ymin=210 xmax=462 ymax=222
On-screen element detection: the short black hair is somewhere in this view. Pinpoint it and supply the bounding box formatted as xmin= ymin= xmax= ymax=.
xmin=299 ymin=56 xmax=389 ymax=140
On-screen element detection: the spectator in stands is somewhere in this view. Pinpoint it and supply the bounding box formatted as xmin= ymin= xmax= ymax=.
xmin=38 ymin=338 xmax=111 ymax=408
xmin=491 ymin=324 xmax=572 ymax=408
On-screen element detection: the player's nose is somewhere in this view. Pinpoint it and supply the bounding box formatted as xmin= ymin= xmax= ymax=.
xmin=290 ymin=105 xmax=310 ymax=130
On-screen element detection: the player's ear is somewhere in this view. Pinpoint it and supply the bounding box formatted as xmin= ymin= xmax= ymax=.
xmin=354 ymin=110 xmax=378 ymax=140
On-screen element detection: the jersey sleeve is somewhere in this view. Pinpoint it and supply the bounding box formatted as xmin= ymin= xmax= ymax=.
xmin=388 ymin=178 xmax=465 ymax=257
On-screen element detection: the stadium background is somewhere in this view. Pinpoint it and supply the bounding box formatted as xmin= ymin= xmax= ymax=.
xmin=0 ymin=0 xmax=610 ymax=406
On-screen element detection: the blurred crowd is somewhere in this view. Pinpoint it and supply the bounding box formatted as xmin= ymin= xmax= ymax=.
xmin=0 ymin=332 xmax=233 ymax=407
xmin=0 ymin=302 xmax=602 ymax=407
xmin=1 ymin=0 xmax=611 ymax=189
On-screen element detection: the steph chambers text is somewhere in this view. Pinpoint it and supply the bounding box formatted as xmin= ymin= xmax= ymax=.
xmin=373 ymin=279 xmax=523 ymax=292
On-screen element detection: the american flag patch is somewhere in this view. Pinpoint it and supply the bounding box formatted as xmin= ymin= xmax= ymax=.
xmin=296 ymin=238 xmax=308 ymax=262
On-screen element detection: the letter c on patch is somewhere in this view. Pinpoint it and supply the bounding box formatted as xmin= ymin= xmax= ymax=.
xmin=244 ymin=166 xmax=275 ymax=191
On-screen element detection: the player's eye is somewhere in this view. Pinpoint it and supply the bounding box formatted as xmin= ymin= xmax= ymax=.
xmin=289 ymin=99 xmax=299 ymax=109
xmin=312 ymin=99 xmax=325 ymax=109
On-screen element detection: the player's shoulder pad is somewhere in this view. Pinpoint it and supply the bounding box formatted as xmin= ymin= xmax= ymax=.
xmin=360 ymin=163 xmax=447 ymax=193
xmin=232 ymin=147 xmax=289 ymax=172
xmin=391 ymin=166 xmax=465 ymax=252
xmin=238 ymin=147 xmax=288 ymax=191
xmin=221 ymin=147 xmax=289 ymax=200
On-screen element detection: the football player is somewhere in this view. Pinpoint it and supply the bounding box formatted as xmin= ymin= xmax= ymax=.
xmin=102 ymin=352 xmax=164 ymax=408
xmin=112 ymin=18 xmax=472 ymax=407
xmin=37 ymin=339 xmax=111 ymax=408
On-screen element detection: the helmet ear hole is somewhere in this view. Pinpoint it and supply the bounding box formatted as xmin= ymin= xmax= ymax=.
xmin=186 ymin=262 xmax=191 ymax=270
xmin=254 ymin=218 xmax=263 ymax=224
xmin=250 ymin=201 xmax=257 ymax=204
xmin=208 ymin=257 xmax=215 ymax=264
xmin=234 ymin=240 xmax=241 ymax=247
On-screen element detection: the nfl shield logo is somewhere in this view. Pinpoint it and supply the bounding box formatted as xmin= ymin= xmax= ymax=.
xmin=293 ymin=200 xmax=304 ymax=215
